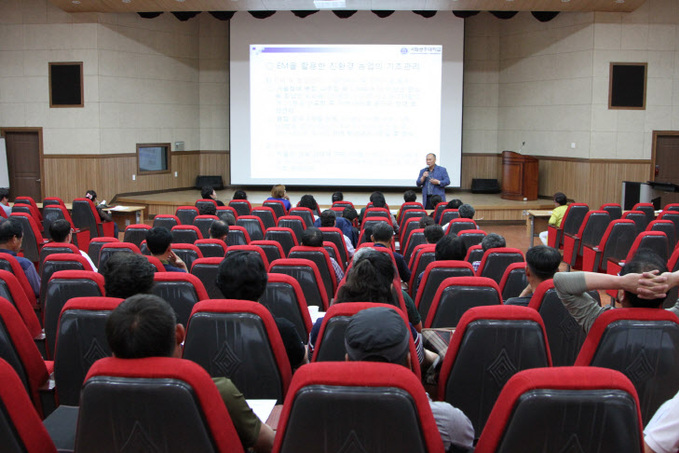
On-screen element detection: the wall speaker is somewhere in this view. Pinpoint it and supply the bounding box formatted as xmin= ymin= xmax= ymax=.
xmin=471 ymin=178 xmax=501 ymax=194
xmin=195 ymin=175 xmax=224 ymax=190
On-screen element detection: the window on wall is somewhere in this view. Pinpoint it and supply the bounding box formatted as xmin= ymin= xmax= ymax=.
xmin=137 ymin=143 xmax=171 ymax=175
xmin=609 ymin=63 xmax=647 ymax=110
xmin=49 ymin=62 xmax=84 ymax=108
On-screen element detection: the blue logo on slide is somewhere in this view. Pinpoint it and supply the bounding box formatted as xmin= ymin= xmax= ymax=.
xmin=401 ymin=47 xmax=408 ymax=54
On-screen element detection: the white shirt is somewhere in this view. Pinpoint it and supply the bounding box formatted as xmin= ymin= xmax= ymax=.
xmin=80 ymin=249 xmax=98 ymax=272
xmin=645 ymin=389 xmax=679 ymax=453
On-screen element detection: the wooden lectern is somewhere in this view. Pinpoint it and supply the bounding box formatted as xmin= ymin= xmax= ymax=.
xmin=501 ymin=151 xmax=538 ymax=201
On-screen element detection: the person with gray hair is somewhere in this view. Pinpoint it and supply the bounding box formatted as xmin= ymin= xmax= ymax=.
xmin=442 ymin=203 xmax=477 ymax=232
xmin=371 ymin=221 xmax=411 ymax=284
xmin=344 ymin=307 xmax=474 ymax=451
xmin=472 ymin=233 xmax=506 ymax=272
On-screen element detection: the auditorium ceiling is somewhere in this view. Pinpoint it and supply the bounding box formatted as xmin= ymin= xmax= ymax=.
xmin=48 ymin=0 xmax=646 ymax=14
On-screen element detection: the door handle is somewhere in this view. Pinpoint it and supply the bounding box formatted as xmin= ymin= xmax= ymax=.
xmin=36 ymin=179 xmax=41 ymax=182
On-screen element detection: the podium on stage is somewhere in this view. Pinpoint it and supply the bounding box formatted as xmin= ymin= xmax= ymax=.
xmin=501 ymin=151 xmax=538 ymax=201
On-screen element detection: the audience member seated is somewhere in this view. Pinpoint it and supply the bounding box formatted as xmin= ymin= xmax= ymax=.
xmin=209 ymin=220 xmax=229 ymax=242
xmin=442 ymin=203 xmax=476 ymax=232
xmin=216 ymin=251 xmax=307 ymax=371
xmin=419 ymin=216 xmax=435 ymax=229
xmin=232 ymin=190 xmax=248 ymax=200
xmin=372 ymin=221 xmax=411 ymax=284
xmin=106 ymin=293 xmax=274 ymax=452
xmin=344 ymin=306 xmax=474 ymax=451
xmin=645 ymin=388 xmax=679 ymax=453
xmin=49 ymin=219 xmax=97 ymax=271
xmin=360 ymin=192 xmax=399 ymax=233
xmin=146 ymin=227 xmax=187 ymax=272
xmin=331 ymin=192 xmax=343 ymax=204
xmin=472 ymin=233 xmax=506 ymax=272
xmin=429 ymin=195 xmax=444 ymax=223
xmin=201 ymin=185 xmax=225 ymax=206
xmin=0 ymin=188 xmax=10 ymax=217
xmin=342 ymin=207 xmax=360 ymax=239
xmin=315 ymin=210 xmax=355 ymax=257
xmin=100 ymin=252 xmax=155 ymax=298
xmin=403 ymin=190 xmax=417 ymax=203
xmin=424 ymin=224 xmax=444 ymax=245
xmin=414 ymin=235 xmax=467 ymax=296
xmin=85 ymin=189 xmax=118 ymax=236
xmin=0 ymin=218 xmax=40 ymax=298
xmin=301 ymin=227 xmax=344 ymax=283
xmin=539 ymin=192 xmax=568 ymax=245
xmin=198 ymin=202 xmax=217 ymax=216
xmin=505 ymin=245 xmax=561 ymax=306
xmin=298 ymin=194 xmax=319 ymax=215
xmin=266 ymin=184 xmax=291 ymax=212
xmin=554 ymin=249 xmax=672 ymax=333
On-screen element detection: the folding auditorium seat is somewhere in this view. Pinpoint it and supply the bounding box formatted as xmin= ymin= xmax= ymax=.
xmin=474 ymin=367 xmax=644 ymax=452
xmin=647 ymin=219 xmax=676 ymax=250
xmin=228 ymin=199 xmax=252 ymax=216
xmin=97 ymin=241 xmax=141 ymax=270
xmin=143 ymin=254 xmax=165 ymax=272
xmin=323 ymin=241 xmax=343 ymax=270
xmin=194 ymin=238 xmax=227 ymax=258
xmin=547 ymin=202 xmax=588 ymax=249
xmin=666 ymin=247 xmax=679 ymax=308
xmin=664 ymin=203 xmax=679 ymax=213
xmin=445 ymin=218 xmax=478 ymax=236
xmin=407 ymin=244 xmax=436 ymax=297
xmin=43 ymin=270 xmax=105 ymax=360
xmin=39 ymin=253 xmax=93 ymax=308
xmin=251 ymin=206 xmax=277 ymax=230
xmin=12 ymin=201 xmax=43 ymax=229
xmin=264 ymin=227 xmax=298 ymax=256
xmin=657 ymin=210 xmax=679 ymax=242
xmin=402 ymin=228 xmax=426 ymax=262
xmin=190 ymin=257 xmax=223 ymax=299
xmin=174 ymin=206 xmax=199 ymax=225
xmin=53 ymin=296 xmax=123 ymax=406
xmin=71 ymin=198 xmax=115 ymax=239
xmin=437 ymin=305 xmax=552 ymax=438
xmin=562 ymin=210 xmax=611 ymax=269
xmin=183 ymin=300 xmax=292 ymax=402
xmin=0 ymin=270 xmax=43 ymax=341
xmin=623 ymin=210 xmax=649 ymax=235
xmin=251 ymin=239 xmax=285 ymax=265
xmin=414 ymin=261 xmax=475 ymax=320
xmin=226 ymin=225 xmax=251 ymax=246
xmin=10 ymin=212 xmax=47 ymax=263
xmin=260 ymin=273 xmax=312 ymax=340
xmin=38 ymin=242 xmax=79 ymax=275
xmin=152 ymin=214 xmax=180 ymax=230
xmin=319 ymin=227 xmax=349 ymax=266
xmin=272 ymin=362 xmax=442 ymax=453
xmin=121 ymin=224 xmax=150 ymax=248
xmin=397 ymin=201 xmax=424 ymax=224
xmin=288 ymin=207 xmax=314 ymax=227
xmin=216 ymin=205 xmax=239 ymax=222
xmin=581 ymin=219 xmax=637 ymax=273
xmin=332 ymin=200 xmax=355 ymax=210
xmin=171 ymin=224 xmax=203 ymax=244
xmin=438 ymin=209 xmax=459 ymax=226
xmin=400 ymin=218 xmax=422 ymax=248
xmin=425 ymin=276 xmax=502 ymax=328
xmin=224 ymin=244 xmax=270 ymax=269
xmin=42 ymin=204 xmax=90 ymax=250
xmin=311 ymin=302 xmax=420 ymax=379
xmin=499 ymin=262 xmax=528 ymax=302
xmin=433 ymin=201 xmax=447 ymax=224
xmin=194 ymin=198 xmax=217 ymax=213
xmin=263 ymin=199 xmax=287 ymax=218
xmin=269 ymin=258 xmax=328 ymax=310
xmin=476 ymin=247 xmax=525 ymax=284
xmin=398 ymin=209 xmax=426 ymax=240
xmin=0 ymin=357 xmax=59 ymax=452
xmin=528 ymin=280 xmax=587 ymax=366
xmin=361 ymin=218 xmax=393 ymax=241
xmin=632 ymin=202 xmax=656 ymax=225
xmin=361 ymin=207 xmax=392 ymax=226
xmin=457 ymin=229 xmax=487 ymax=249
xmin=465 ymin=244 xmax=484 ymax=264
xmin=575 ymin=308 xmax=679 ymax=424
xmin=14 ymin=196 xmax=41 ymax=221
xmin=169 ymin=242 xmax=203 ymax=270
xmin=288 ymin=245 xmax=337 ymax=301
xmin=600 ymin=202 xmax=622 ymax=221
xmin=42 ymin=196 xmax=66 ymax=208
xmin=86 ymin=236 xmax=119 ymax=268
xmin=0 ymin=298 xmax=53 ymax=417
xmin=236 ymin=215 xmax=266 ymax=241
xmin=0 ymin=252 xmax=38 ymax=309
xmin=151 ymin=273 xmax=208 ymax=326
xmin=277 ymin=216 xmax=306 ymax=243
xmin=76 ymin=357 xmax=245 ymax=453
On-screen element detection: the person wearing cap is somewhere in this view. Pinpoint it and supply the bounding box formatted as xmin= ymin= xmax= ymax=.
xmin=345 ymin=306 xmax=474 ymax=451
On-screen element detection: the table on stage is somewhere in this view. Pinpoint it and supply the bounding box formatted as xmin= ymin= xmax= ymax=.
xmin=526 ymin=209 xmax=552 ymax=247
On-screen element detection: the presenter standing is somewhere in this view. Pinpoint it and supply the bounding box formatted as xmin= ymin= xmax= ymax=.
xmin=417 ymin=153 xmax=450 ymax=209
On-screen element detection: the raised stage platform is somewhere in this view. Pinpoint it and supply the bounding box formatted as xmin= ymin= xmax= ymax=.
xmin=116 ymin=188 xmax=554 ymax=224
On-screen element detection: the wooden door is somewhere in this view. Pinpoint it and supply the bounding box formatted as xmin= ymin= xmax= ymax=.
xmin=0 ymin=129 xmax=43 ymax=201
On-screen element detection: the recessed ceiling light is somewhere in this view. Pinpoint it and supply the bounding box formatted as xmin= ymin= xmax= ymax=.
xmin=72 ymin=0 xmax=80 ymax=4
xmin=615 ymin=0 xmax=625 ymax=3
xmin=122 ymin=0 xmax=131 ymax=3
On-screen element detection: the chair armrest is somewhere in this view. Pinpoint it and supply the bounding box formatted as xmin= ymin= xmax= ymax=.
xmin=562 ymin=234 xmax=581 ymax=267
xmin=581 ymin=245 xmax=601 ymax=272
xmin=39 ymin=371 xmax=57 ymax=418
xmin=34 ymin=331 xmax=47 ymax=359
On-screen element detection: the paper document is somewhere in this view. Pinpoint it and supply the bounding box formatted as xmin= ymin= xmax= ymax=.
xmin=246 ymin=399 xmax=277 ymax=423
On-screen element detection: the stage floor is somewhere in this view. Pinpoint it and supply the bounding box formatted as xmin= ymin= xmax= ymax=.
xmin=116 ymin=188 xmax=554 ymax=224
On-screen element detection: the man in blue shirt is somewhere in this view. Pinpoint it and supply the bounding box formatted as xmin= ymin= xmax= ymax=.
xmin=416 ymin=153 xmax=450 ymax=209
xmin=0 ymin=218 xmax=40 ymax=297
xmin=146 ymin=227 xmax=187 ymax=272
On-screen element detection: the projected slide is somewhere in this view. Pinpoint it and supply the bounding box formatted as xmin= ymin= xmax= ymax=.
xmin=249 ymin=45 xmax=442 ymax=180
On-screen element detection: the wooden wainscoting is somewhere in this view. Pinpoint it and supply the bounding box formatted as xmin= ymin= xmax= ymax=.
xmin=199 ymin=151 xmax=229 ymax=184
xmin=43 ymin=150 xmax=228 ymax=202
xmin=461 ymin=153 xmax=502 ymax=189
